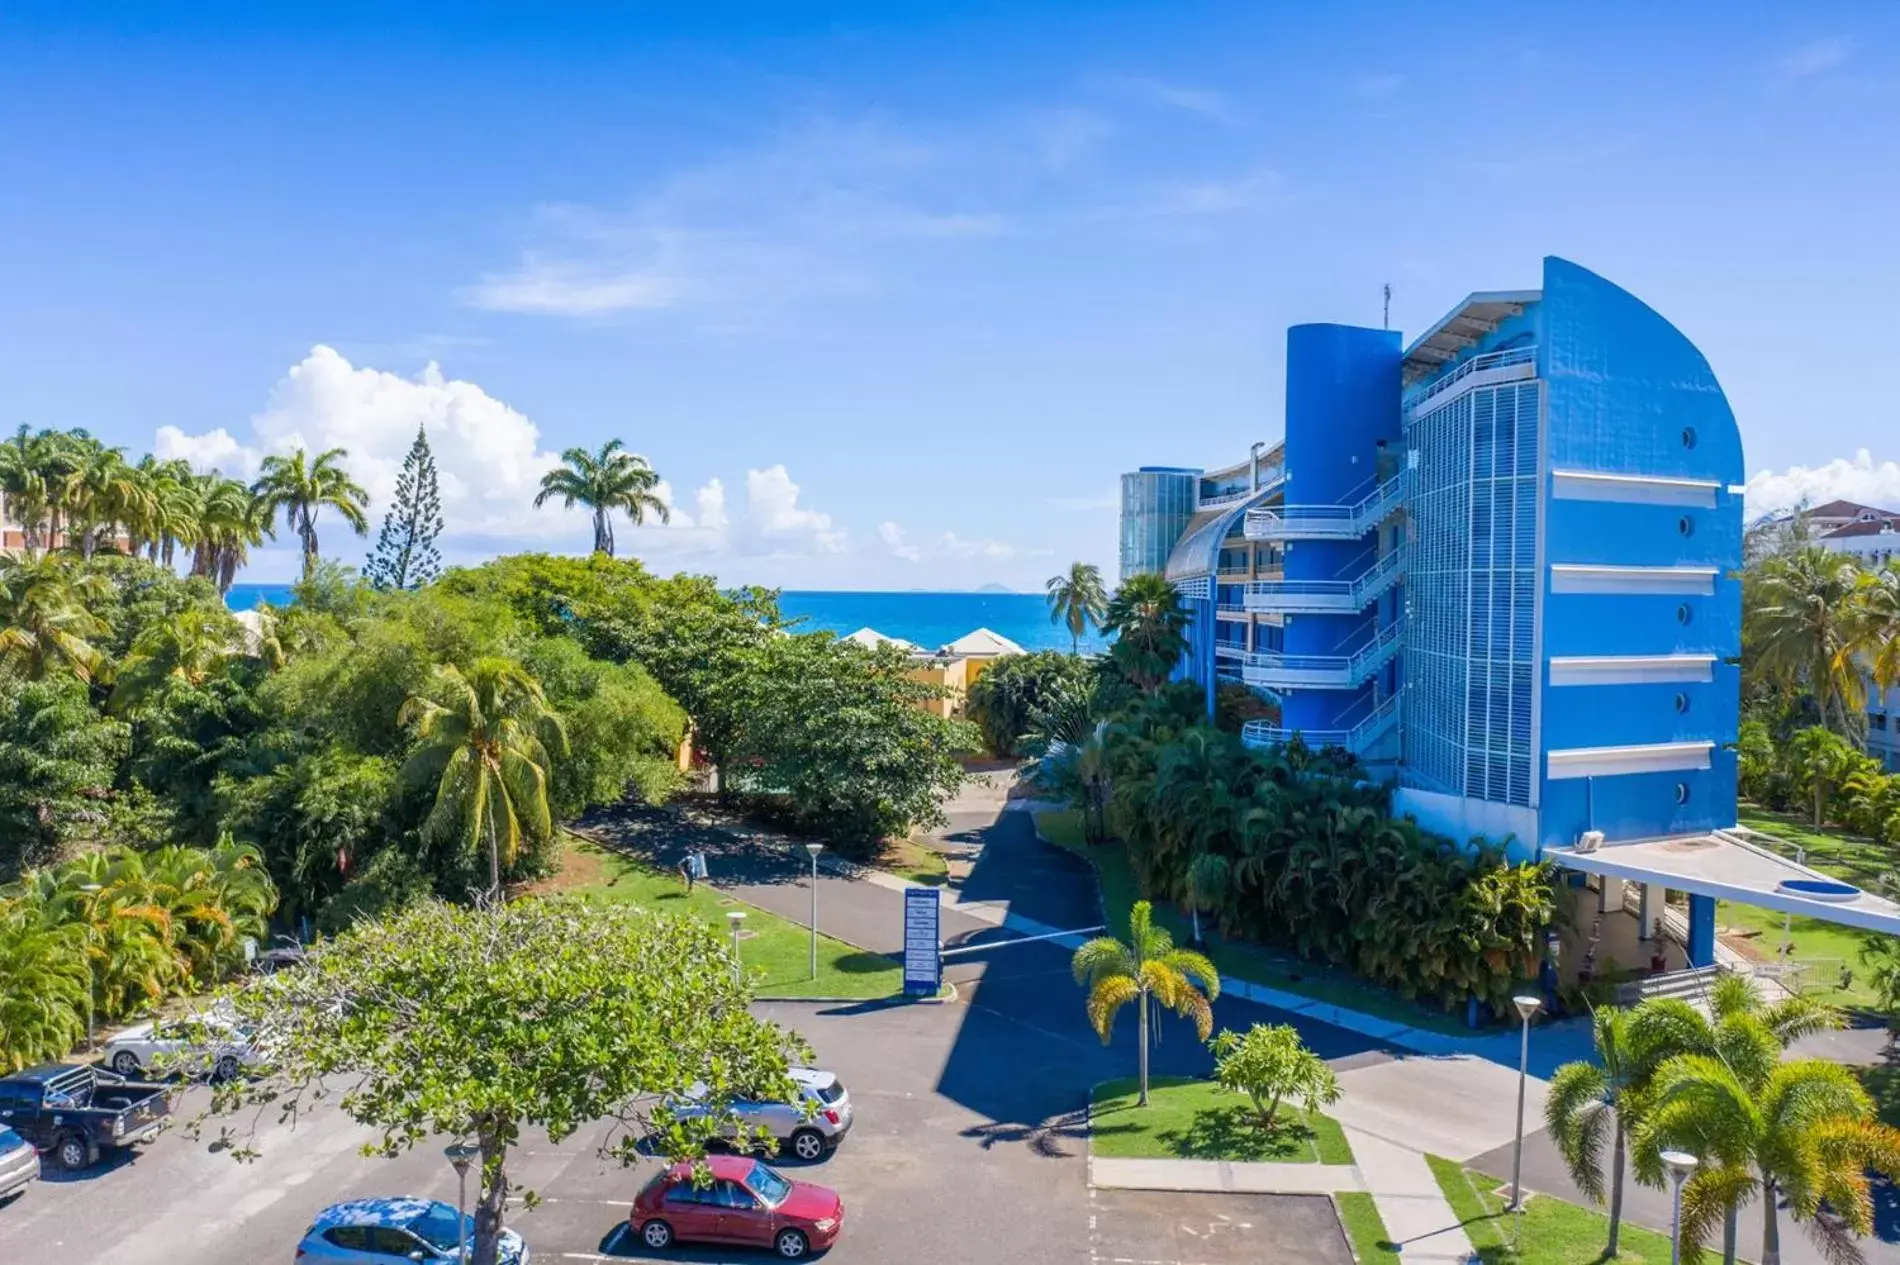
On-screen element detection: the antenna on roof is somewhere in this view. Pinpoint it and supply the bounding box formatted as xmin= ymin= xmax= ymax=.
xmin=1382 ymin=282 xmax=1392 ymax=331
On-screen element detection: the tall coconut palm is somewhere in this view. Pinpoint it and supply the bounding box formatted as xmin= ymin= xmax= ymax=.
xmin=194 ymin=474 xmax=272 ymax=593
xmin=1072 ymin=899 xmax=1219 ymax=1106
xmin=61 ymin=443 xmax=149 ymax=558
xmin=1046 ymin=561 xmax=1109 ymax=656
xmin=1637 ymin=1055 xmax=1900 ymax=1265
xmin=1841 ymin=560 xmax=1900 ymax=701
xmin=1748 ymin=545 xmax=1868 ymax=742
xmin=400 ymin=658 xmax=569 ymax=898
xmin=1103 ymin=573 xmax=1191 ymax=693
xmin=251 ymin=448 xmax=369 ymax=581
xmin=532 ymin=439 xmax=669 ymax=557
xmin=131 ymin=456 xmax=203 ymax=567
xmin=0 ymin=425 xmax=68 ymax=549
xmin=0 ymin=553 xmax=112 ymax=681
xmin=0 ymin=895 xmax=89 ymax=1072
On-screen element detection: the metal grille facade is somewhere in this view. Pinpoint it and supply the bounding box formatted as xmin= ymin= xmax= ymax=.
xmin=1403 ymin=379 xmax=1541 ymax=805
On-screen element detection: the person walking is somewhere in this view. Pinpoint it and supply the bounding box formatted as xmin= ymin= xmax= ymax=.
xmin=681 ymin=850 xmax=708 ymax=893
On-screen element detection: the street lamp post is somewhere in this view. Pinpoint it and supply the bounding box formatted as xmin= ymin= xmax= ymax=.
xmin=78 ymin=883 xmax=102 ymax=1052
xmin=445 ymin=1143 xmax=478 ymax=1262
xmin=726 ymin=911 xmax=747 ymax=983
xmin=1509 ymin=993 xmax=1543 ymax=1211
xmin=804 ymin=844 xmax=824 ymax=981
xmin=1662 ymin=1150 xmax=1700 ymax=1265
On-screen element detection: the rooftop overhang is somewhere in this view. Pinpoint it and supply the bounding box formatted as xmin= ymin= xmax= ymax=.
xmin=1401 ymin=289 xmax=1541 ymax=385
xmin=1547 ymin=829 xmax=1900 ymax=935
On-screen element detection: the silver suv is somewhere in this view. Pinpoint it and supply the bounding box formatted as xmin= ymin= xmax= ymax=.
xmin=669 ymin=1068 xmax=854 ymax=1162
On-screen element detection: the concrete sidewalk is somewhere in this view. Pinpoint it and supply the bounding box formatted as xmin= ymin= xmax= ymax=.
xmin=1089 ymin=1154 xmax=1365 ymax=1194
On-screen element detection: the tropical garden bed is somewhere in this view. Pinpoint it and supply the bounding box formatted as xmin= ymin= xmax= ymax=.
xmin=1037 ymin=809 xmax=1477 ymax=1036
xmin=1089 ymin=1075 xmax=1353 ymax=1164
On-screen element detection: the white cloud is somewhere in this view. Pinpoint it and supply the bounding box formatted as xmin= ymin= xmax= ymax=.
xmin=154 ymin=346 xmax=850 ymax=573
xmin=1744 ymin=449 xmax=1900 ymax=517
xmin=1778 ymin=36 xmax=1853 ymax=79
xmin=467 ymin=254 xmax=685 ymax=316
xmin=878 ymin=520 xmax=921 ymax=562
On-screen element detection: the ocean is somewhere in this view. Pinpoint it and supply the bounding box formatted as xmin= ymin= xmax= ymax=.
xmin=222 ymin=584 xmax=1105 ymax=655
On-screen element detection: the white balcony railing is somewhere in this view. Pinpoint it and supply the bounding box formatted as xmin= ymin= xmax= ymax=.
xmin=1241 ymin=693 xmax=1401 ymax=754
xmin=1241 ymin=548 xmax=1406 ymax=615
xmin=1402 ymin=344 xmax=1537 ymax=414
xmin=1244 ymin=470 xmax=1408 ymax=543
xmin=1233 ymin=621 xmax=1404 ymax=690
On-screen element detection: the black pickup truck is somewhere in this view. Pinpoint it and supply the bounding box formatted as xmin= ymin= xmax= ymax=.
xmin=0 ymin=1064 xmax=175 ymax=1172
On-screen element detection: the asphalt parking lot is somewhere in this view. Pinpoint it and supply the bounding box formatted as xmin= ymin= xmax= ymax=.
xmin=0 ymin=991 xmax=1353 ymax=1265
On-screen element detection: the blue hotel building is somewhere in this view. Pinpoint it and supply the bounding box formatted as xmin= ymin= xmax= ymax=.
xmin=1117 ymin=258 xmax=1900 ymax=971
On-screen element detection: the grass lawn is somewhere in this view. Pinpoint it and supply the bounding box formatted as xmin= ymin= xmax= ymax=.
xmin=1333 ymin=1191 xmax=1401 ymax=1264
xmin=1090 ymin=1075 xmax=1354 ymax=1165
xmin=1722 ymin=806 xmax=1891 ymax=1008
xmin=1430 ymin=1153 xmax=1679 ymax=1264
xmin=875 ymin=836 xmax=951 ymax=887
xmin=553 ymin=837 xmax=906 ymax=999
xmin=1037 ymin=809 xmax=1472 ymax=1036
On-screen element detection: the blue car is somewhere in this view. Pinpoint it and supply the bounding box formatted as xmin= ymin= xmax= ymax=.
xmin=294 ymin=1197 xmax=528 ymax=1263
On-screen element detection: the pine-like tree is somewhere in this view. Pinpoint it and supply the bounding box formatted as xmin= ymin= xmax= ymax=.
xmin=364 ymin=426 xmax=443 ymax=590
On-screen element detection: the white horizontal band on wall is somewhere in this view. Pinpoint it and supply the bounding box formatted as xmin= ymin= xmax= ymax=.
xmin=1547 ymin=740 xmax=1714 ymax=780
xmin=1548 ymin=654 xmax=1717 ymax=686
xmin=1551 ymin=469 xmax=1720 ymax=508
xmin=1549 ymin=564 xmax=1718 ymax=596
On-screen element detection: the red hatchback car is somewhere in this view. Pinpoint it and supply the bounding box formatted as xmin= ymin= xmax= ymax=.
xmin=631 ymin=1154 xmax=844 ymax=1259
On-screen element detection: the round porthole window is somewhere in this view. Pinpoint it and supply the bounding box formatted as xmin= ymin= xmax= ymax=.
xmin=1677 ymin=603 xmax=1694 ymax=626
xmin=1681 ymin=426 xmax=1698 ymax=449
xmin=1675 ymin=782 xmax=1691 ymax=805
xmin=1674 ymin=692 xmax=1690 ymax=714
xmin=1678 ymin=516 xmax=1695 ymax=537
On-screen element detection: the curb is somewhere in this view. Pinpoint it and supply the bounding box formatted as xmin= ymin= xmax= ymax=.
xmin=756 ymin=983 xmax=958 ymax=1007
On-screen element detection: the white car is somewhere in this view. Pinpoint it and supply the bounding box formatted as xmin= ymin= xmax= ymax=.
xmin=666 ymin=1068 xmax=855 ymax=1162
xmin=100 ymin=1009 xmax=258 ymax=1082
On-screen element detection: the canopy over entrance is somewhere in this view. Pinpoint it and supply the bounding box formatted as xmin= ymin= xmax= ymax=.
xmin=1547 ymin=828 xmax=1900 ymax=936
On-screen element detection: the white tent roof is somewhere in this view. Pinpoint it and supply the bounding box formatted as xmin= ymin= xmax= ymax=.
xmin=939 ymin=627 xmax=1025 ymax=657
xmin=842 ymin=626 xmax=922 ymax=653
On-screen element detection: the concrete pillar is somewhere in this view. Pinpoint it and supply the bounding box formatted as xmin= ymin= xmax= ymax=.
xmin=1638 ymin=883 xmax=1666 ymax=941
xmin=1687 ymin=894 xmax=1717 ymax=968
xmin=1598 ymin=875 xmax=1624 ymax=915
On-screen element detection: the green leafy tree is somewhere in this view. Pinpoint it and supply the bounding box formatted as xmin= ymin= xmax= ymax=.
xmin=1637 ymin=1056 xmax=1900 ymax=1265
xmin=1103 ymin=573 xmax=1190 ymax=694
xmin=364 ymin=425 xmax=444 ymax=591
xmin=1746 ymin=545 xmax=1867 ymax=742
xmin=400 ymin=658 xmax=570 ymax=896
xmin=1185 ymin=851 xmax=1230 ymax=946
xmin=965 ymin=651 xmax=1090 ymax=757
xmin=196 ymin=898 xmax=802 ymax=1265
xmin=1072 ymin=900 xmax=1219 ymax=1106
xmin=1209 ymin=1022 xmax=1341 ymax=1132
xmin=1045 ymin=561 xmax=1109 ymax=655
xmin=0 ymin=553 xmax=113 ymax=681
xmin=533 ymin=438 xmax=669 ymax=557
xmin=109 ymin=606 xmax=241 ymax=713
xmin=517 ymin=636 xmax=687 ymax=817
xmin=1787 ymin=725 xmax=1868 ymax=828
xmin=251 ymin=447 xmax=370 ymax=581
xmin=0 ymin=675 xmax=127 ymax=877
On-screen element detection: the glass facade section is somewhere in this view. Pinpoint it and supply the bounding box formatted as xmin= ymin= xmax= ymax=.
xmin=1402 ymin=379 xmax=1540 ymax=805
xmin=1119 ymin=470 xmax=1198 ymax=581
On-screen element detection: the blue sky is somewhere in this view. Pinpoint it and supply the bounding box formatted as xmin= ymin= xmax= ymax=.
xmin=3 ymin=2 xmax=1897 ymax=588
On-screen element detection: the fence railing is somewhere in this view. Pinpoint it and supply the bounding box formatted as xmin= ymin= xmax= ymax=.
xmin=1244 ymin=471 xmax=1409 ymax=542
xmin=1403 ymin=344 xmax=1536 ymax=413
xmin=1242 ymin=548 xmax=1406 ymax=614
xmin=1233 ymin=621 xmax=1404 ymax=689
xmin=1241 ymin=693 xmax=1401 ymax=753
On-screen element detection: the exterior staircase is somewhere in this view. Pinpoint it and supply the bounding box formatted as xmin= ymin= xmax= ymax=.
xmin=1241 ymin=547 xmax=1406 ymax=615
xmin=1233 ymin=621 xmax=1403 ymax=691
xmin=1241 ymin=693 xmax=1400 ymax=755
xmin=1243 ymin=470 xmax=1408 ymax=542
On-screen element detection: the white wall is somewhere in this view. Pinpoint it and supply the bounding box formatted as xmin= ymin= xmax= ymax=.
xmin=1394 ymin=787 xmax=1541 ymax=862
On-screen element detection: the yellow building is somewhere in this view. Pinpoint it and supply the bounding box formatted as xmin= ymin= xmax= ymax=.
xmin=845 ymin=626 xmax=1028 ymax=719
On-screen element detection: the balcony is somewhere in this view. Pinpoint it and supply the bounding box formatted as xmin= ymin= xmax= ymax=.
xmin=1231 ymin=621 xmax=1403 ymax=691
xmin=1242 ymin=693 xmax=1401 ymax=754
xmin=1241 ymin=549 xmax=1405 ymax=615
xmin=1402 ymin=344 xmax=1536 ymax=416
xmin=1244 ymin=471 xmax=1408 ymax=543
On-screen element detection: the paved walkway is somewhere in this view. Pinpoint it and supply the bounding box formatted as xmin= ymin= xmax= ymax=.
xmin=1089 ymin=1155 xmax=1365 ymax=1194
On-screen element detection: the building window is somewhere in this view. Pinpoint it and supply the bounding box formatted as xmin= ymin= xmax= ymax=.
xmin=1675 ymin=782 xmax=1691 ymax=805
xmin=1678 ymin=516 xmax=1694 ymax=537
xmin=1677 ymin=603 xmax=1694 ymax=626
xmin=1681 ymin=426 xmax=1697 ymax=449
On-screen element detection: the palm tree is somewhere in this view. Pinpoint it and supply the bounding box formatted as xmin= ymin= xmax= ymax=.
xmin=193 ymin=474 xmax=272 ymax=594
xmin=1103 ymin=573 xmax=1191 ymax=693
xmin=0 ymin=895 xmax=89 ymax=1072
xmin=61 ymin=443 xmax=150 ymax=558
xmin=1842 ymin=560 xmax=1900 ymax=702
xmin=0 ymin=553 xmax=112 ymax=681
xmin=110 ymin=607 xmax=241 ymax=712
xmin=1637 ymin=1056 xmax=1900 ymax=1265
xmin=251 ymin=448 xmax=369 ymax=580
xmin=1072 ymin=899 xmax=1219 ymax=1106
xmin=1046 ymin=562 xmax=1109 ymax=655
xmin=1747 ymin=545 xmax=1868 ymax=742
xmin=144 ymin=839 xmax=275 ymax=985
xmin=130 ymin=456 xmax=204 ymax=567
xmin=400 ymin=658 xmax=569 ymax=898
xmin=533 ymin=439 xmax=669 ymax=557
xmin=1548 ymin=978 xmax=1839 ymax=1262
